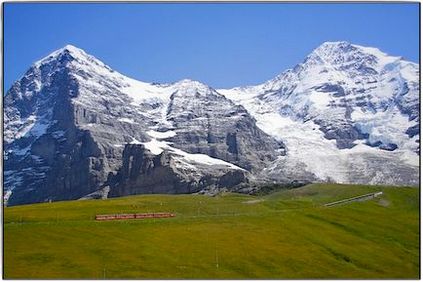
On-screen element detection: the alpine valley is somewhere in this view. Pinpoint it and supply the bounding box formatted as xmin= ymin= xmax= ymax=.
xmin=4 ymin=41 xmax=419 ymax=206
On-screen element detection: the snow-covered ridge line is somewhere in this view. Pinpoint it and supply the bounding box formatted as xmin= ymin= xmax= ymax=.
xmin=34 ymin=44 xmax=88 ymax=66
xmin=218 ymin=40 xmax=419 ymax=185
xmin=4 ymin=40 xmax=419 ymax=206
xmin=218 ymin=41 xmax=417 ymax=93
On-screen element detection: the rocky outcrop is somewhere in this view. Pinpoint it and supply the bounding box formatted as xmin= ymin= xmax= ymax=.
xmin=108 ymin=144 xmax=248 ymax=197
xmin=4 ymin=62 xmax=109 ymax=205
xmin=165 ymin=80 xmax=285 ymax=171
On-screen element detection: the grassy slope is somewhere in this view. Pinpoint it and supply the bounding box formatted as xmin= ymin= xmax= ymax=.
xmin=4 ymin=183 xmax=419 ymax=279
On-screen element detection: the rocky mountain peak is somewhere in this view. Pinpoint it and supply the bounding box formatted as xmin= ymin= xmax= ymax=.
xmin=34 ymin=44 xmax=90 ymax=66
xmin=313 ymin=41 xmax=354 ymax=54
xmin=28 ymin=45 xmax=117 ymax=88
xmin=219 ymin=41 xmax=419 ymax=186
xmin=305 ymin=41 xmax=379 ymax=70
xmin=4 ymin=44 xmax=286 ymax=205
xmin=238 ymin=42 xmax=394 ymax=95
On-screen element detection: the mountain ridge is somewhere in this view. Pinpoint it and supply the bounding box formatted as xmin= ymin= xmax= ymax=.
xmin=219 ymin=41 xmax=419 ymax=185
xmin=4 ymin=43 xmax=282 ymax=205
xmin=4 ymin=41 xmax=419 ymax=205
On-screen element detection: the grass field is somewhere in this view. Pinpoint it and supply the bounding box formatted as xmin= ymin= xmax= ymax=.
xmin=3 ymin=183 xmax=420 ymax=279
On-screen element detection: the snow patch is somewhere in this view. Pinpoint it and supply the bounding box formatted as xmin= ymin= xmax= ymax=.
xmin=141 ymin=138 xmax=243 ymax=170
xmin=129 ymin=137 xmax=143 ymax=145
xmin=4 ymin=190 xmax=13 ymax=204
xmin=142 ymin=139 xmax=166 ymax=155
xmin=146 ymin=130 xmax=176 ymax=139
xmin=118 ymin=118 xmax=136 ymax=124
xmin=309 ymin=91 xmax=332 ymax=108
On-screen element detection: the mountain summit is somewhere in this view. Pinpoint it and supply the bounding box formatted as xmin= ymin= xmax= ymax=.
xmin=219 ymin=41 xmax=419 ymax=184
xmin=4 ymin=45 xmax=282 ymax=205
xmin=4 ymin=42 xmax=419 ymax=205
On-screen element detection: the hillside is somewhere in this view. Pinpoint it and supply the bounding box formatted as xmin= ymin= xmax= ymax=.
xmin=4 ymin=183 xmax=419 ymax=279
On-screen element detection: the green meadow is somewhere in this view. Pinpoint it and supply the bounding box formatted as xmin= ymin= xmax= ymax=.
xmin=3 ymin=183 xmax=419 ymax=279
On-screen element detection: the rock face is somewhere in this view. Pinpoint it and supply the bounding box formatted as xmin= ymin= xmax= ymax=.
xmin=4 ymin=50 xmax=110 ymax=205
xmin=4 ymin=42 xmax=419 ymax=206
xmin=109 ymin=144 xmax=248 ymax=197
xmin=165 ymin=80 xmax=284 ymax=172
xmin=4 ymin=45 xmax=278 ymax=206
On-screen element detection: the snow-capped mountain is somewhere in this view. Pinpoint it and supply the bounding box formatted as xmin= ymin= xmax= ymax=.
xmin=4 ymin=45 xmax=282 ymax=205
xmin=4 ymin=41 xmax=419 ymax=205
xmin=219 ymin=41 xmax=419 ymax=185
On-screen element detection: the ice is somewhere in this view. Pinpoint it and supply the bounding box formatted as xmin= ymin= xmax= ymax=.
xmin=352 ymin=108 xmax=413 ymax=147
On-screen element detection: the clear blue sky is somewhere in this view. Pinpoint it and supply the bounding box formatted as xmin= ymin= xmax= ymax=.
xmin=4 ymin=3 xmax=420 ymax=91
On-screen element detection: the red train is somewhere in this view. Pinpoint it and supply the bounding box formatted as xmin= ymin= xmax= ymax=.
xmin=95 ymin=212 xmax=175 ymax=221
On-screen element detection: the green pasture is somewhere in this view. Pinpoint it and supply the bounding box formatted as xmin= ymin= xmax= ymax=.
xmin=3 ymin=183 xmax=419 ymax=279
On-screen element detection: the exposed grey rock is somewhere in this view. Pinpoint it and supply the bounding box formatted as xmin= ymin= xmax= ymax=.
xmin=108 ymin=144 xmax=249 ymax=197
xmin=165 ymin=80 xmax=284 ymax=171
xmin=79 ymin=186 xmax=110 ymax=200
